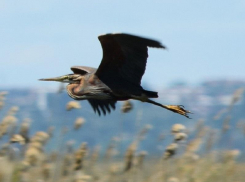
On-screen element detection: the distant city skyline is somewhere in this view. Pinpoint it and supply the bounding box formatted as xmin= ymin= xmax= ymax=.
xmin=1 ymin=0 xmax=244 ymax=89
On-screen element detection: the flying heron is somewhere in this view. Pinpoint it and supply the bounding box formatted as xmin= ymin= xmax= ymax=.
xmin=40 ymin=33 xmax=191 ymax=118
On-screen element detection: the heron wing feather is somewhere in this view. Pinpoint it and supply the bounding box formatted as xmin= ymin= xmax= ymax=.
xmin=87 ymin=99 xmax=116 ymax=116
xmin=95 ymin=33 xmax=165 ymax=95
xmin=71 ymin=66 xmax=97 ymax=75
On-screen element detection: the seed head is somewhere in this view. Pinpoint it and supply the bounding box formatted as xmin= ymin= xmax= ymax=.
xmin=74 ymin=174 xmax=92 ymax=182
xmin=174 ymin=132 xmax=187 ymax=142
xmin=0 ymin=91 xmax=8 ymax=97
xmin=124 ymin=142 xmax=137 ymax=171
xmin=66 ymin=140 xmax=75 ymax=153
xmin=7 ymin=106 xmax=19 ymax=115
xmin=10 ymin=134 xmax=26 ymax=145
xmin=73 ymin=142 xmax=88 ymax=170
xmin=2 ymin=115 xmax=18 ymax=125
xmin=109 ymin=165 xmax=120 ymax=175
xmin=30 ymin=131 xmax=49 ymax=144
xmin=19 ymin=119 xmax=31 ymax=141
xmin=28 ymin=142 xmax=43 ymax=152
xmin=20 ymin=160 xmax=31 ymax=171
xmin=0 ymin=91 xmax=8 ymax=103
xmin=222 ymin=115 xmax=231 ymax=133
xmin=25 ymin=147 xmax=41 ymax=165
xmin=121 ymin=100 xmax=133 ymax=113
xmin=213 ymin=108 xmax=226 ymax=120
xmin=167 ymin=177 xmax=179 ymax=182
xmin=186 ymin=138 xmax=202 ymax=153
xmin=171 ymin=124 xmax=186 ymax=134
xmin=0 ymin=115 xmax=18 ymax=138
xmin=90 ymin=145 xmax=100 ymax=164
xmin=0 ymin=143 xmax=10 ymax=157
xmin=163 ymin=143 xmax=178 ymax=159
xmin=20 ymin=119 xmax=31 ymax=133
xmin=224 ymin=149 xmax=240 ymax=161
xmin=105 ymin=137 xmax=119 ymax=159
xmin=138 ymin=124 xmax=153 ymax=140
xmin=231 ymin=87 xmax=244 ymax=105
xmin=136 ymin=151 xmax=148 ymax=168
xmin=41 ymin=163 xmax=51 ymax=180
xmin=74 ymin=117 xmax=86 ymax=130
xmin=66 ymin=101 xmax=81 ymax=111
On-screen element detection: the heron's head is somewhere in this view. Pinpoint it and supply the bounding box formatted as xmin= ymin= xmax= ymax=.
xmin=40 ymin=74 xmax=107 ymax=100
xmin=40 ymin=74 xmax=89 ymax=100
xmin=39 ymin=74 xmax=82 ymax=84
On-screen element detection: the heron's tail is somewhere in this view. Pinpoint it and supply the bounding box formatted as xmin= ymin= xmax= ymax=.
xmin=143 ymin=90 xmax=158 ymax=98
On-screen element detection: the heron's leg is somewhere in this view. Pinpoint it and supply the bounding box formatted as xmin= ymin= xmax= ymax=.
xmin=145 ymin=99 xmax=192 ymax=118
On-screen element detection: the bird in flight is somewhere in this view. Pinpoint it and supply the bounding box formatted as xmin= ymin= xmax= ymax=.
xmin=40 ymin=33 xmax=191 ymax=118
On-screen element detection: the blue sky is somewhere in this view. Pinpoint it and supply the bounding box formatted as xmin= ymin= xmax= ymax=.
xmin=1 ymin=0 xmax=244 ymax=89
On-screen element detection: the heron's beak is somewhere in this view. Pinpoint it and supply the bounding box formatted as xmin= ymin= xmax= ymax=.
xmin=39 ymin=75 xmax=69 ymax=83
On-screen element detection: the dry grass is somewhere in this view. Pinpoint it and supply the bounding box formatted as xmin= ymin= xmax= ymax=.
xmin=0 ymin=91 xmax=244 ymax=182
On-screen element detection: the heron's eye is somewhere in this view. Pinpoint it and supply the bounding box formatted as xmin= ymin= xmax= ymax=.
xmin=66 ymin=75 xmax=72 ymax=80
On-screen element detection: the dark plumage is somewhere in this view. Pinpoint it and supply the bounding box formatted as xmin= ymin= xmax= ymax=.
xmin=40 ymin=33 xmax=191 ymax=118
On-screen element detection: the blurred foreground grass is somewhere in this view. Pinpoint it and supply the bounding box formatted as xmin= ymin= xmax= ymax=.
xmin=0 ymin=90 xmax=245 ymax=182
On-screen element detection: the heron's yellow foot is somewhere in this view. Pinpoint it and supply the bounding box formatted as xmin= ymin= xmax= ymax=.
xmin=166 ymin=105 xmax=192 ymax=118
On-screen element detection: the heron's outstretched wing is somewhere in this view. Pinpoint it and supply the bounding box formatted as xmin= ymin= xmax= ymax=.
xmin=71 ymin=66 xmax=97 ymax=75
xmin=95 ymin=33 xmax=165 ymax=95
xmin=87 ymin=99 xmax=116 ymax=116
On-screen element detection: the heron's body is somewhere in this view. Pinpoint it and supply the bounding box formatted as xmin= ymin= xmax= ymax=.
xmin=40 ymin=33 xmax=191 ymax=117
